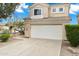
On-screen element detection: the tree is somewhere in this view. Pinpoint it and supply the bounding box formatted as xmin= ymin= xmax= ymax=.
xmin=13 ymin=21 xmax=25 ymax=35
xmin=0 ymin=3 xmax=19 ymax=19
xmin=13 ymin=21 xmax=24 ymax=30
xmin=0 ymin=3 xmax=20 ymax=33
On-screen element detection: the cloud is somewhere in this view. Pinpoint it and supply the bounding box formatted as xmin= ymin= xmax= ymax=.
xmin=21 ymin=4 xmax=29 ymax=8
xmin=15 ymin=6 xmax=24 ymax=12
xmin=15 ymin=3 xmax=28 ymax=13
xmin=16 ymin=3 xmax=79 ymax=15
xmin=69 ymin=4 xmax=79 ymax=15
xmin=69 ymin=10 xmax=76 ymax=15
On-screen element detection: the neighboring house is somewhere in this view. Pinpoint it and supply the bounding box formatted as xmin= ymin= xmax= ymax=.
xmin=77 ymin=15 xmax=79 ymax=24
xmin=25 ymin=3 xmax=70 ymax=40
xmin=0 ymin=24 xmax=4 ymax=31
xmin=0 ymin=24 xmax=9 ymax=33
xmin=0 ymin=24 xmax=6 ymax=30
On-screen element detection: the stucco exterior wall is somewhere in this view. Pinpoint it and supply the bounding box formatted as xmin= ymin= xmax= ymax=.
xmin=49 ymin=4 xmax=70 ymax=17
xmin=31 ymin=17 xmax=70 ymax=25
xmin=30 ymin=5 xmax=48 ymax=19
xmin=29 ymin=4 xmax=70 ymax=19
xmin=24 ymin=20 xmax=31 ymax=38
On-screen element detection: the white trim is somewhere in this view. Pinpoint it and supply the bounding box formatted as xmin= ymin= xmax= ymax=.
xmin=31 ymin=8 xmax=44 ymax=19
xmin=33 ymin=8 xmax=42 ymax=15
xmin=52 ymin=8 xmax=65 ymax=13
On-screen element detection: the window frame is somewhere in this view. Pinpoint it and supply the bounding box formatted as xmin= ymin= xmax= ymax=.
xmin=52 ymin=8 xmax=56 ymax=12
xmin=59 ymin=8 xmax=64 ymax=12
xmin=52 ymin=8 xmax=64 ymax=13
xmin=34 ymin=9 xmax=41 ymax=15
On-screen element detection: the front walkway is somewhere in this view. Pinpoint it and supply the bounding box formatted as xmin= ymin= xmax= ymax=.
xmin=0 ymin=38 xmax=62 ymax=56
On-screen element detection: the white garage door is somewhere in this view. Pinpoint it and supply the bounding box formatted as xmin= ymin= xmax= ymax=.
xmin=31 ymin=25 xmax=63 ymax=40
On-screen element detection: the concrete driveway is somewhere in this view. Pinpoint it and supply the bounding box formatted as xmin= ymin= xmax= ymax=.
xmin=0 ymin=38 xmax=62 ymax=56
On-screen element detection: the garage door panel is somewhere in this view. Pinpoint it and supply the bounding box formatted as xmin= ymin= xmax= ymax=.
xmin=31 ymin=25 xmax=63 ymax=40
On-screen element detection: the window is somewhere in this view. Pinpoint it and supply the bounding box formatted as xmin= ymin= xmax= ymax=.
xmin=52 ymin=8 xmax=56 ymax=12
xmin=34 ymin=9 xmax=41 ymax=15
xmin=59 ymin=8 xmax=63 ymax=12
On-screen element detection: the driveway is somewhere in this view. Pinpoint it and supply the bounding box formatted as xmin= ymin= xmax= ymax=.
xmin=0 ymin=38 xmax=62 ymax=56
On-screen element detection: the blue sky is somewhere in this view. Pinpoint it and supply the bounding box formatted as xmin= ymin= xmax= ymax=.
xmin=0 ymin=3 xmax=79 ymax=24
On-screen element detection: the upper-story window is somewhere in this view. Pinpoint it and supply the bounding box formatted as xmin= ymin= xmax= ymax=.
xmin=34 ymin=9 xmax=41 ymax=15
xmin=52 ymin=8 xmax=56 ymax=12
xmin=59 ymin=8 xmax=64 ymax=12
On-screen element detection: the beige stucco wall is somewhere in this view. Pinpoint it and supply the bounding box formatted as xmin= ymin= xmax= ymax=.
xmin=49 ymin=4 xmax=70 ymax=17
xmin=30 ymin=4 xmax=49 ymax=19
xmin=24 ymin=20 xmax=31 ymax=38
xmin=31 ymin=17 xmax=70 ymax=25
xmin=29 ymin=4 xmax=70 ymax=19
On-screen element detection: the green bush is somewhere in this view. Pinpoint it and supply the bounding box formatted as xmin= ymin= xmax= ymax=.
xmin=0 ymin=34 xmax=10 ymax=42
xmin=65 ymin=25 xmax=79 ymax=47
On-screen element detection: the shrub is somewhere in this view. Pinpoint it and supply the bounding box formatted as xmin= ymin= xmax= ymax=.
xmin=65 ymin=25 xmax=79 ymax=47
xmin=0 ymin=34 xmax=10 ymax=42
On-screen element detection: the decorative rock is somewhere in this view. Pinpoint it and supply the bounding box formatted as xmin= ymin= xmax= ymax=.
xmin=67 ymin=47 xmax=77 ymax=54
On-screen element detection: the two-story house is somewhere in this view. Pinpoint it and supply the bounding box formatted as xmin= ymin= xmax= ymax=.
xmin=25 ymin=3 xmax=70 ymax=40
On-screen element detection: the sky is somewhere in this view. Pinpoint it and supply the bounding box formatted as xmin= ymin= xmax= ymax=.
xmin=0 ymin=3 xmax=79 ymax=24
